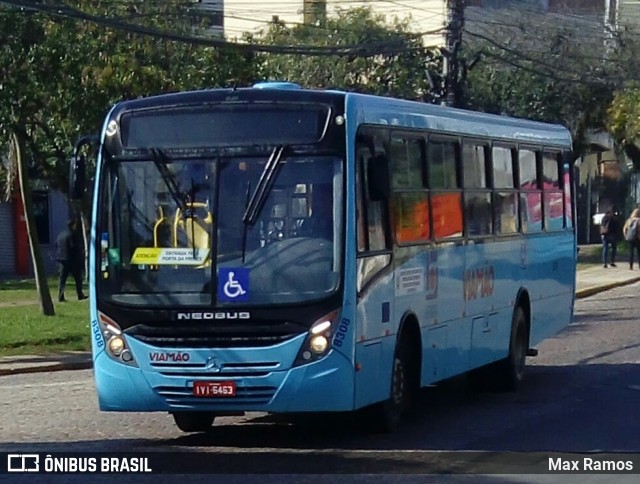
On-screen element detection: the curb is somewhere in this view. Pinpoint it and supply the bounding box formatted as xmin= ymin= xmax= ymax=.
xmin=0 ymin=359 xmax=92 ymax=377
xmin=575 ymin=276 xmax=640 ymax=299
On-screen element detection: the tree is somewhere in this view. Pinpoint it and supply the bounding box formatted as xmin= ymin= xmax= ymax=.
xmin=606 ymin=84 xmax=640 ymax=170
xmin=0 ymin=7 xmax=56 ymax=315
xmin=251 ymin=7 xmax=443 ymax=102
xmin=11 ymin=133 xmax=54 ymax=315
xmin=3 ymin=0 xmax=256 ymax=190
xmin=0 ymin=1 xmax=257 ymax=314
xmin=460 ymin=5 xmax=630 ymax=153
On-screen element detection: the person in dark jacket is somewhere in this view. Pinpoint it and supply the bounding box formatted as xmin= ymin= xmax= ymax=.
xmin=623 ymin=208 xmax=640 ymax=269
xmin=600 ymin=209 xmax=620 ymax=268
xmin=55 ymin=219 xmax=86 ymax=302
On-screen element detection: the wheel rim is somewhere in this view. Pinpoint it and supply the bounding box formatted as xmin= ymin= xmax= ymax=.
xmin=391 ymin=356 xmax=406 ymax=407
xmin=512 ymin=324 xmax=526 ymax=381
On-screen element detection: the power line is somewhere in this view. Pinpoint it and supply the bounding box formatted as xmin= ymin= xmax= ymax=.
xmin=0 ymin=0 xmax=438 ymax=57
xmin=459 ymin=6 xmax=640 ymax=86
xmin=463 ymin=29 xmax=624 ymax=88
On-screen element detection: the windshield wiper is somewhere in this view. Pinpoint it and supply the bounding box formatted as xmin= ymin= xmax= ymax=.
xmin=150 ymin=147 xmax=187 ymax=213
xmin=241 ymin=180 xmax=252 ymax=263
xmin=242 ymin=145 xmax=288 ymax=226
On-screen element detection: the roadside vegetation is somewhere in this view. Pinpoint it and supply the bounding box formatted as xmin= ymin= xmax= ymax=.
xmin=576 ymin=244 xmax=637 ymax=270
xmin=0 ymin=278 xmax=89 ymax=356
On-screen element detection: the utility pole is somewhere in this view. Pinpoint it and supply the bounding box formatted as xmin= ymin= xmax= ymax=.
xmin=443 ymin=0 xmax=465 ymax=107
xmin=303 ymin=0 xmax=327 ymax=26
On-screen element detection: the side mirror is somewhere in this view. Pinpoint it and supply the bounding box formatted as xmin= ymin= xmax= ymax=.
xmin=367 ymin=154 xmax=390 ymax=202
xmin=70 ymin=154 xmax=86 ymax=200
xmin=70 ymin=135 xmax=98 ymax=200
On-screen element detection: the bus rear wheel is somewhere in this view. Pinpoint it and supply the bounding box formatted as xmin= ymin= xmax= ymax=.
xmin=171 ymin=412 xmax=216 ymax=433
xmin=495 ymin=306 xmax=528 ymax=391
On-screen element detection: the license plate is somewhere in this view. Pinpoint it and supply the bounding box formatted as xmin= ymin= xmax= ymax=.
xmin=193 ymin=381 xmax=236 ymax=397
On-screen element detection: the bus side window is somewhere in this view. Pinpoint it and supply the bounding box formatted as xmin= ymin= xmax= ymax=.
xmin=542 ymin=150 xmax=564 ymax=231
xmin=518 ymin=148 xmax=542 ymax=233
xmin=488 ymin=144 xmax=517 ymax=236
xmin=428 ymin=139 xmax=463 ymax=240
xmin=391 ymin=135 xmax=429 ymax=244
xmin=463 ymin=142 xmax=492 ymax=237
xmin=563 ymin=159 xmax=574 ymax=229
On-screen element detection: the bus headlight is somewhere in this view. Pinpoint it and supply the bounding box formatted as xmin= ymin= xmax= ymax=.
xmin=310 ymin=335 xmax=328 ymax=354
xmin=98 ymin=312 xmax=137 ymax=366
xmin=108 ymin=336 xmax=125 ymax=356
xmin=293 ymin=310 xmax=338 ymax=367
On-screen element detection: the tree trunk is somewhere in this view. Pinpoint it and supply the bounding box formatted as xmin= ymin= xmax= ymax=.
xmin=12 ymin=132 xmax=55 ymax=316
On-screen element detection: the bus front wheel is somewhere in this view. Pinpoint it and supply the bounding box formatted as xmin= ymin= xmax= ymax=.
xmin=368 ymin=337 xmax=413 ymax=433
xmin=171 ymin=412 xmax=216 ymax=433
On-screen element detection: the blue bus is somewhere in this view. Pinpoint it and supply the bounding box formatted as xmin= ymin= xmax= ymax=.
xmin=71 ymin=82 xmax=576 ymax=433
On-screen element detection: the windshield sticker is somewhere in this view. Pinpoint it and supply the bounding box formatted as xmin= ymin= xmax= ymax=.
xmin=108 ymin=248 xmax=121 ymax=265
xmin=100 ymin=233 xmax=109 ymax=271
xmin=218 ymin=268 xmax=249 ymax=302
xmin=130 ymin=247 xmax=210 ymax=266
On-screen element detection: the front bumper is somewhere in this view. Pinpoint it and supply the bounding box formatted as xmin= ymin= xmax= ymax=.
xmin=94 ymin=335 xmax=355 ymax=413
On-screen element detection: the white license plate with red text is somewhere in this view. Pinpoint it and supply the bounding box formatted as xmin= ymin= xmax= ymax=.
xmin=193 ymin=381 xmax=236 ymax=397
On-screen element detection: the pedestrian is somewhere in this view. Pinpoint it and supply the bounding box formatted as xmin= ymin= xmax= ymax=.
xmin=600 ymin=208 xmax=620 ymax=268
xmin=623 ymin=208 xmax=640 ymax=269
xmin=55 ymin=218 xmax=87 ymax=302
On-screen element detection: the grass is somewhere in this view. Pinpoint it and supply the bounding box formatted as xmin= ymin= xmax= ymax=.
xmin=577 ymin=245 xmax=601 ymax=270
xmin=0 ymin=277 xmax=54 ymax=303
xmin=0 ymin=277 xmax=90 ymax=356
xmin=577 ymin=243 xmax=633 ymax=270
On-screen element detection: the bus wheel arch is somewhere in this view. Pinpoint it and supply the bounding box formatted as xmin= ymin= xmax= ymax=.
xmin=397 ymin=313 xmax=422 ymax=411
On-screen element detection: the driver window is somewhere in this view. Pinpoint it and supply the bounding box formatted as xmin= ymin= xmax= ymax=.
xmin=356 ymin=140 xmax=391 ymax=253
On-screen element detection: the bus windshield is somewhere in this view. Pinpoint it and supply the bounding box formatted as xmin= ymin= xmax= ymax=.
xmin=96 ymin=154 xmax=343 ymax=307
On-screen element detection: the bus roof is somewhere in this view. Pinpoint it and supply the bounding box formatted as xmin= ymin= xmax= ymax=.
xmin=342 ymin=91 xmax=572 ymax=149
xmin=110 ymin=86 xmax=572 ymax=149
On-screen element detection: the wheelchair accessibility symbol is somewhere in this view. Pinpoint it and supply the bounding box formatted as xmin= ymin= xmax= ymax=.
xmin=218 ymin=268 xmax=249 ymax=302
xmin=223 ymin=272 xmax=246 ymax=298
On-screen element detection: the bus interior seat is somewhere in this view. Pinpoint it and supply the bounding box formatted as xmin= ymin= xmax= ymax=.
xmin=173 ymin=203 xmax=213 ymax=250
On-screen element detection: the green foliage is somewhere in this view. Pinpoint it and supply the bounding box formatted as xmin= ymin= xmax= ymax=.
xmin=606 ymin=85 xmax=640 ymax=169
xmin=0 ymin=277 xmax=90 ymax=355
xmin=0 ymin=0 xmax=257 ymax=193
xmin=607 ymin=84 xmax=640 ymax=145
xmin=465 ymin=61 xmax=612 ymax=153
xmin=0 ymin=276 xmax=61 ymax=301
xmin=251 ymin=7 xmax=442 ymax=102
xmin=462 ymin=8 xmax=617 ymax=153
xmin=0 ymin=302 xmax=90 ymax=355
